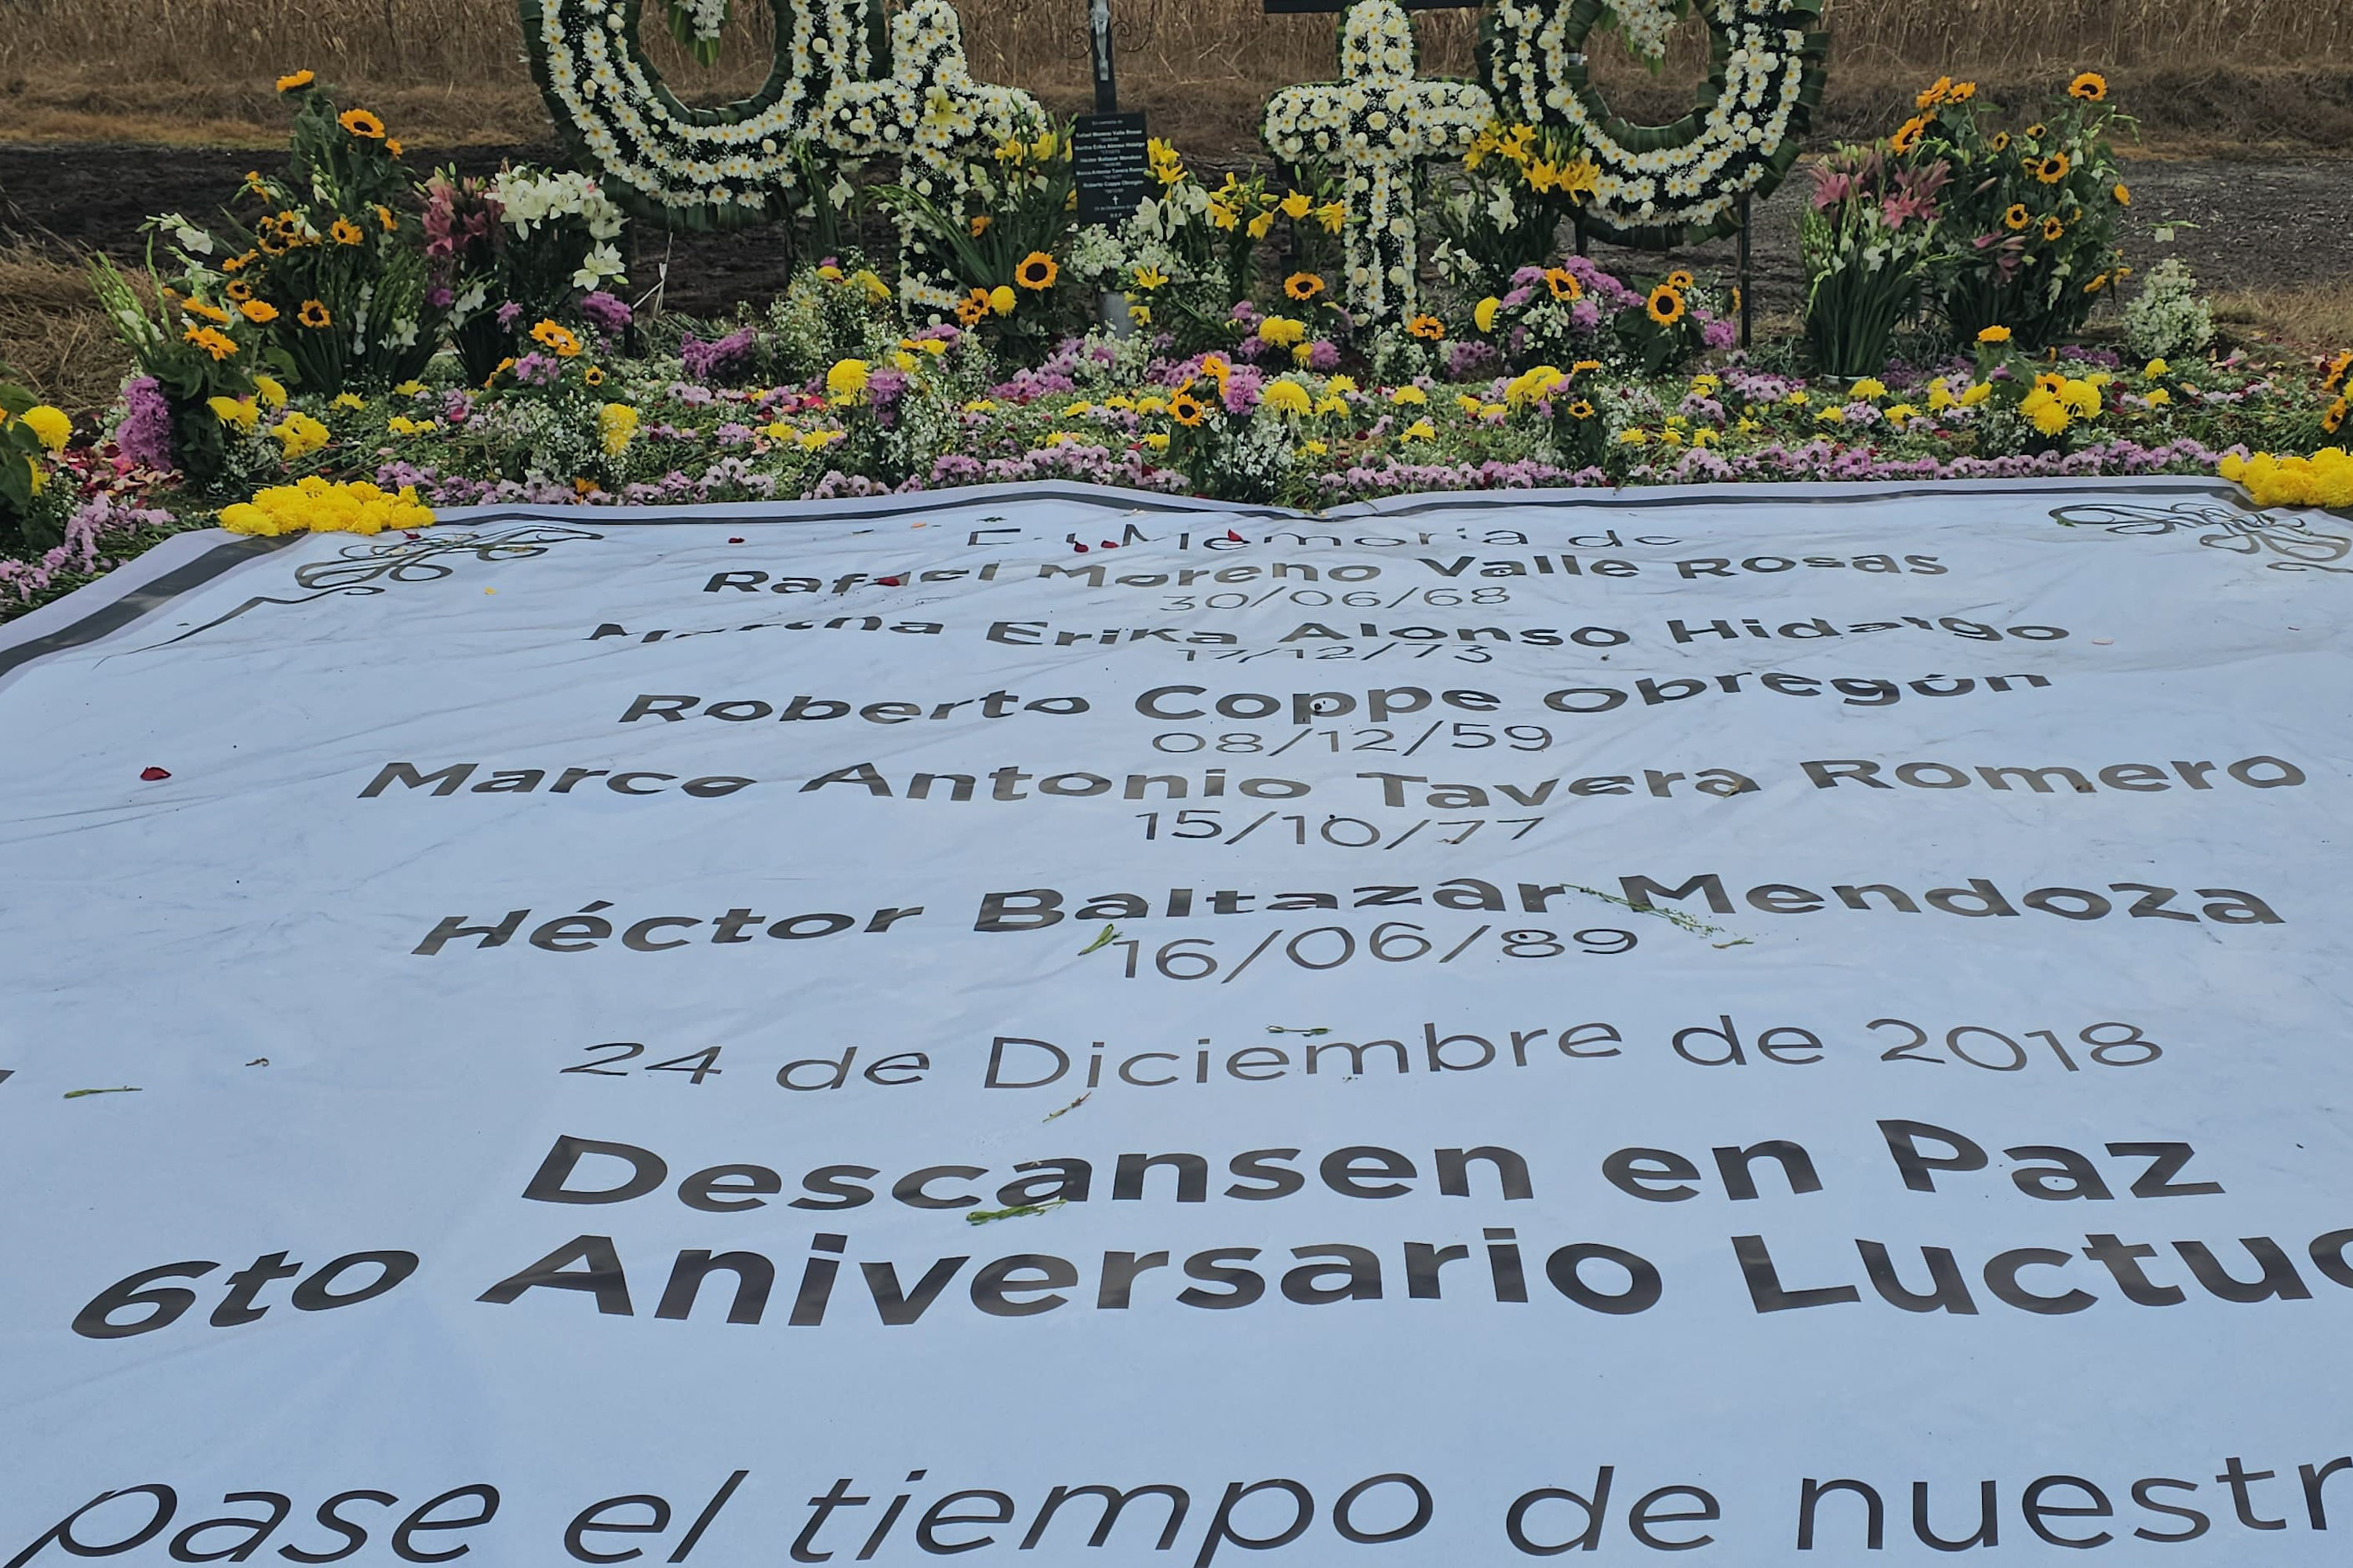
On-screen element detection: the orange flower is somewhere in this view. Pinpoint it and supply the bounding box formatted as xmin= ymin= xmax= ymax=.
xmin=955 ymin=288 xmax=990 ymax=328
xmin=1014 ymin=252 xmax=1059 ymax=291
xmin=239 ymin=299 xmax=280 ymax=325
xmin=2068 ymin=71 xmax=2108 ymax=101
xmin=329 ymin=218 xmax=365 ymax=246
xmin=298 ymin=299 xmax=332 ymax=329
xmin=182 ymin=297 xmax=230 ymax=326
xmin=1284 ymin=271 xmax=1326 ymax=301
xmin=531 ymin=319 xmax=583 ymax=358
xmin=1645 ymin=285 xmax=1686 ymax=326
xmin=275 ymin=69 xmax=315 ymax=93
xmin=386 ymin=138 xmax=404 ymax=158
xmin=1169 ymin=389 xmax=1207 ymax=427
xmin=1888 ymin=115 xmax=1929 ymax=155
xmin=338 ymin=108 xmax=387 ymax=140
xmin=969 ymin=215 xmax=992 ymax=237
xmin=1406 ymin=314 xmax=1446 ymax=341
xmin=1542 ymin=267 xmax=1582 ymax=302
xmin=375 ymin=203 xmax=397 ymax=232
xmin=182 ymin=325 xmax=238 ymax=360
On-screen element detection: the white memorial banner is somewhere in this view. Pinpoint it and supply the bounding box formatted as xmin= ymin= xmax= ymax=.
xmin=2 ymin=477 xmax=2351 ymax=1564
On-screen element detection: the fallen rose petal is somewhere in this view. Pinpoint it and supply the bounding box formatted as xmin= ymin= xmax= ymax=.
xmin=878 ymin=577 xmax=902 ymax=587
xmin=140 ymin=766 xmax=170 ymax=781
xmin=1072 ymin=543 xmax=1089 ymax=553
xmin=1226 ymin=529 xmax=1246 ymax=542
xmin=729 ymin=537 xmax=745 ymax=544
xmin=1100 ymin=540 xmax=1118 ymax=550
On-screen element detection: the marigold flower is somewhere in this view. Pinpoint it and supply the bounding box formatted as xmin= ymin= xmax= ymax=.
xmin=275 ymin=410 xmax=331 ymax=459
xmin=1645 ymin=285 xmax=1686 ymax=326
xmin=338 ymin=108 xmax=387 ymax=140
xmin=1977 ymin=325 xmax=2012 ymax=344
xmin=2112 ymin=183 xmax=2130 ymax=206
xmin=1406 ymin=315 xmax=1446 ymax=341
xmin=2069 ymin=71 xmax=2108 ymax=101
xmin=1284 ymin=271 xmax=1326 ymax=301
xmin=598 ymin=402 xmax=639 ymax=457
xmin=275 ymin=69 xmax=315 ymax=93
xmin=1014 ymin=252 xmax=1059 ymax=291
xmin=297 ymin=300 xmax=332 ymax=329
xmin=239 ymin=299 xmax=280 ymax=324
xmin=988 ymin=286 xmax=1017 ymax=316
xmin=20 ymin=404 xmax=72 ymax=452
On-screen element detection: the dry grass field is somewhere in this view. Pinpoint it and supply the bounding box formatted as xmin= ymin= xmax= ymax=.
xmin=3 ymin=0 xmax=2353 ymax=151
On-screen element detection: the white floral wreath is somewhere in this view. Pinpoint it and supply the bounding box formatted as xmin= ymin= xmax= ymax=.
xmin=1486 ymin=0 xmax=1827 ymax=247
xmin=522 ymin=0 xmax=1038 ymax=310
xmin=1263 ymin=0 xmax=1493 ymax=323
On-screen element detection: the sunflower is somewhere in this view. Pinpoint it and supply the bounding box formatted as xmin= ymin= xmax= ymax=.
xmin=1566 ymin=399 xmax=1595 ymax=420
xmin=1284 ymin=271 xmax=1326 ymax=301
xmin=2041 ymin=215 xmax=2066 ymax=241
xmin=1169 ymin=389 xmax=1207 ymax=427
xmin=2034 ymin=371 xmax=2068 ymax=396
xmin=2083 ymin=272 xmax=2111 ymax=293
xmin=2068 ymin=71 xmax=2108 ymax=101
xmin=1014 ymin=252 xmax=1060 ymax=291
xmin=955 ymin=289 xmax=990 ymax=328
xmin=1645 ymin=285 xmax=1686 ymax=326
xmin=531 ymin=319 xmax=584 ymax=357
xmin=2035 ymin=152 xmax=2071 ymax=184
xmin=1541 ymin=267 xmax=1583 ymax=303
xmin=2002 ymin=203 xmax=2031 ymax=231
xmin=329 ymin=217 xmax=365 ymax=246
xmin=1665 ymin=269 xmax=1694 ymax=293
xmin=1990 ymin=131 xmax=2011 ymax=153
xmin=386 ymin=139 xmax=403 ymax=158
xmin=239 ymin=300 xmax=280 ymax=325
xmin=182 ymin=297 xmax=229 ymax=326
xmin=1889 ymin=115 xmax=1929 ymax=155
xmin=275 ymin=69 xmax=315 ymax=93
xmin=969 ymin=215 xmax=991 ymax=237
xmin=338 ymin=108 xmax=387 ymax=140
xmin=297 ymin=299 xmax=332 ymax=329
xmin=1915 ymin=75 xmax=1953 ymax=110
xmin=2326 ymin=398 xmax=2348 ymax=435
xmin=2326 ymin=351 xmax=2353 ymax=393
xmin=220 ymin=252 xmax=252 ymax=274
xmin=2024 ymin=123 xmax=2047 ymax=140
xmin=375 ymin=204 xmax=397 ymax=233
xmin=1406 ymin=315 xmax=1446 ymax=341
xmin=225 ymin=280 xmax=254 ymax=303
xmin=584 ymin=366 xmax=606 ymax=387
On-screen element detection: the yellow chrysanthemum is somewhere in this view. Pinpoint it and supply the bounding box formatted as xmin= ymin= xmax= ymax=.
xmin=598 ymin=402 xmax=640 ymax=457
xmin=219 ymin=476 xmax=435 ymax=537
xmin=20 ymin=404 xmax=73 ymax=452
xmin=826 ymin=358 xmax=871 ymax=402
xmin=1977 ymin=325 xmax=2012 ymax=344
xmin=273 ymin=410 xmax=330 ymax=459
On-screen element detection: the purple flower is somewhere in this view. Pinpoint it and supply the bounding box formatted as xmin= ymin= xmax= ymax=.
xmin=681 ymin=326 xmax=759 ymax=386
xmin=579 ymin=290 xmax=633 ymax=336
xmin=426 ymin=286 xmax=455 ymax=310
xmin=1306 ymin=340 xmax=1340 ymax=372
xmin=116 ymin=377 xmax=174 ymax=471
xmin=496 ymin=301 xmax=526 ymax=329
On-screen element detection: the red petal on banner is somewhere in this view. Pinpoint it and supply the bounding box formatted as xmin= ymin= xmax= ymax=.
xmin=728 ymin=537 xmax=746 ymax=544
xmin=878 ymin=577 xmax=903 ymax=587
xmin=1073 ymin=544 xmax=1089 ymax=553
xmin=1226 ymin=529 xmax=1246 ymax=542
xmin=140 ymin=767 xmax=171 ymax=781
xmin=1100 ymin=541 xmax=1118 ymax=550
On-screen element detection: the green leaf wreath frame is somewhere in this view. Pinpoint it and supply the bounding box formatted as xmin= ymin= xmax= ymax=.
xmin=1485 ymin=0 xmax=1828 ymax=249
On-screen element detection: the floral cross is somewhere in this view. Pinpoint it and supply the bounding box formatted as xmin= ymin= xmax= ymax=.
xmin=821 ymin=0 xmax=1042 ymax=313
xmin=1262 ymin=0 xmax=1493 ymax=323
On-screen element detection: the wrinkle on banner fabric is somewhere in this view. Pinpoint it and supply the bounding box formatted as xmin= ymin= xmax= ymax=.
xmin=2 ymin=477 xmax=2352 ymax=1564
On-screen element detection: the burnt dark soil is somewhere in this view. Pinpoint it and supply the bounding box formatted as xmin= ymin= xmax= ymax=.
xmin=3 ymin=140 xmax=2348 ymax=326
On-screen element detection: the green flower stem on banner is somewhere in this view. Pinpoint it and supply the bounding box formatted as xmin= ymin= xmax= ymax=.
xmin=1485 ymin=0 xmax=1827 ymax=249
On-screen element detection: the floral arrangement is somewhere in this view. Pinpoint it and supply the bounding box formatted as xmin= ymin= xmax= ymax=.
xmin=218 ymin=475 xmax=437 ymax=536
xmin=1800 ymin=143 xmax=1951 ymax=376
xmin=1429 ymin=119 xmax=1601 ymax=296
xmin=0 ymin=376 xmax=76 ymax=555
xmin=1262 ymin=0 xmax=1495 ymax=322
xmin=1486 ymin=0 xmax=1827 ymax=248
xmin=1905 ymin=71 xmax=2132 ymax=347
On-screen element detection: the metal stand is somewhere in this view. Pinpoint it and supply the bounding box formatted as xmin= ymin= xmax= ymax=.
xmin=1735 ymin=191 xmax=1753 ymax=351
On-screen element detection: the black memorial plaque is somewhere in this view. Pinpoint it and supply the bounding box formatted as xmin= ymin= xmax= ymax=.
xmin=1072 ymin=111 xmax=1151 ymax=227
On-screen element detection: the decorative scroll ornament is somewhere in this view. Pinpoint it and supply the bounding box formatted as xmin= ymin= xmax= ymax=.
xmin=1485 ymin=0 xmax=1827 ymax=249
xmin=1262 ymin=0 xmax=1494 ymax=322
xmin=2053 ymin=500 xmax=2353 ymax=576
xmin=521 ymin=0 xmax=1039 ymax=307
